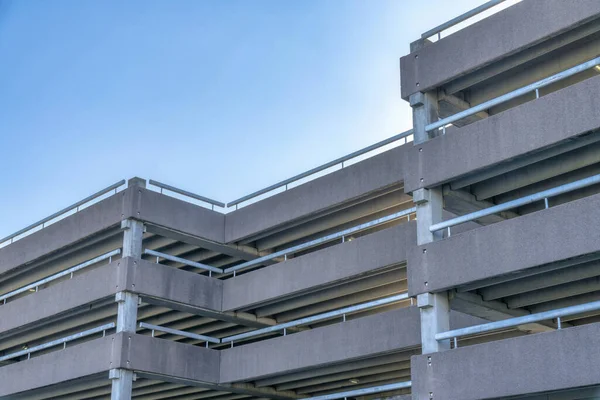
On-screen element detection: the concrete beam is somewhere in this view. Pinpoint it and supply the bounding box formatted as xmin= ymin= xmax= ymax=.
xmin=400 ymin=0 xmax=600 ymax=99
xmin=219 ymin=307 xmax=421 ymax=383
xmin=0 ymin=187 xmax=139 ymax=278
xmin=0 ymin=334 xmax=120 ymax=397
xmin=222 ymin=223 xmax=413 ymax=311
xmin=411 ymin=322 xmax=600 ymax=400
xmin=408 ymin=191 xmax=600 ymax=296
xmin=0 ymin=260 xmax=126 ymax=338
xmin=403 ymin=74 xmax=600 ymax=194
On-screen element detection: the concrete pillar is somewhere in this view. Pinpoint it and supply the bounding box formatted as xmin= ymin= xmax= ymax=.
xmin=410 ymin=91 xmax=451 ymax=356
xmin=110 ymin=217 xmax=143 ymax=400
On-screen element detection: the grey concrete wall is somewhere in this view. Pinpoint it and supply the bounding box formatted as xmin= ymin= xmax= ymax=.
xmin=126 ymin=258 xmax=223 ymax=311
xmin=0 ymin=260 xmax=126 ymax=337
xmin=400 ymin=0 xmax=600 ymax=99
xmin=225 ymin=146 xmax=407 ymax=243
xmin=0 ymin=334 xmax=118 ymax=397
xmin=219 ymin=307 xmax=422 ymax=383
xmin=0 ymin=187 xmax=137 ymax=278
xmin=222 ymin=223 xmax=414 ymax=311
xmin=408 ymin=192 xmax=600 ymax=296
xmin=127 ymin=333 xmax=220 ymax=384
xmin=403 ymin=75 xmax=600 ymax=193
xmin=412 ymin=323 xmax=600 ymax=400
xmin=137 ymin=188 xmax=225 ymax=243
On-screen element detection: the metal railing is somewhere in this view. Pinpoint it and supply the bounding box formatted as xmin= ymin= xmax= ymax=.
xmin=149 ymin=179 xmax=226 ymax=209
xmin=144 ymin=249 xmax=223 ymax=275
xmin=0 ymin=250 xmax=121 ymax=304
xmin=0 ymin=323 xmax=115 ymax=363
xmin=224 ymin=207 xmax=416 ymax=275
xmin=139 ymin=322 xmax=220 ymax=345
xmin=422 ymin=0 xmax=508 ymax=40
xmin=0 ymin=180 xmax=125 ymax=248
xmin=436 ymin=299 xmax=600 ymax=347
xmin=227 ymin=130 xmax=413 ymax=208
xmin=221 ymin=293 xmax=409 ymax=345
xmin=430 ymin=172 xmax=600 ymax=234
xmin=426 ymin=56 xmax=600 ymax=133
xmin=308 ymin=381 xmax=412 ymax=400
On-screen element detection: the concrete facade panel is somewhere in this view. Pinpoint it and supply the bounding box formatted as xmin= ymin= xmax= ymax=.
xmin=412 ymin=323 xmax=600 ymax=400
xmin=137 ymin=188 xmax=225 ymax=243
xmin=0 ymin=260 xmax=125 ymax=336
xmin=0 ymin=335 xmax=117 ymax=397
xmin=400 ymin=0 xmax=600 ymax=99
xmin=408 ymin=192 xmax=600 ymax=296
xmin=127 ymin=258 xmax=223 ymax=311
xmin=403 ymin=75 xmax=600 ymax=193
xmin=0 ymin=188 xmax=137 ymax=278
xmin=222 ymin=223 xmax=414 ymax=311
xmin=127 ymin=334 xmax=220 ymax=384
xmin=219 ymin=307 xmax=422 ymax=383
xmin=224 ymin=146 xmax=407 ymax=243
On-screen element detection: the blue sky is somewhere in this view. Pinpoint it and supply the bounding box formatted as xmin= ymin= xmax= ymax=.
xmin=0 ymin=0 xmax=490 ymax=237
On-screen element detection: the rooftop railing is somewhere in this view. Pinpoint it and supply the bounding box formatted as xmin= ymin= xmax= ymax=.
xmin=227 ymin=130 xmax=414 ymax=209
xmin=148 ymin=179 xmax=226 ymax=210
xmin=422 ymin=0 xmax=510 ymax=41
xmin=0 ymin=180 xmax=126 ymax=249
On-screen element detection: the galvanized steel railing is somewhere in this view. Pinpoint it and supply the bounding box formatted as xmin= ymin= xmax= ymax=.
xmin=308 ymin=381 xmax=412 ymax=400
xmin=0 ymin=250 xmax=121 ymax=304
xmin=430 ymin=172 xmax=600 ymax=234
xmin=221 ymin=293 xmax=409 ymax=345
xmin=0 ymin=180 xmax=126 ymax=248
xmin=139 ymin=322 xmax=220 ymax=345
xmin=422 ymin=0 xmax=508 ymax=40
xmin=149 ymin=179 xmax=226 ymax=210
xmin=144 ymin=249 xmax=223 ymax=275
xmin=227 ymin=130 xmax=414 ymax=208
xmin=136 ymin=294 xmax=410 ymax=348
xmin=224 ymin=207 xmax=416 ymax=275
xmin=426 ymin=56 xmax=600 ymax=134
xmin=0 ymin=323 xmax=115 ymax=363
xmin=436 ymin=299 xmax=600 ymax=347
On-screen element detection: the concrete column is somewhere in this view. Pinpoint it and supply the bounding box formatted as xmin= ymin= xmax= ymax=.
xmin=111 ymin=215 xmax=144 ymax=400
xmin=410 ymin=91 xmax=450 ymax=356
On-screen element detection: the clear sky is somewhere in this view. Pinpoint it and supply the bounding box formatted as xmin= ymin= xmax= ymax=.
xmin=0 ymin=0 xmax=492 ymax=237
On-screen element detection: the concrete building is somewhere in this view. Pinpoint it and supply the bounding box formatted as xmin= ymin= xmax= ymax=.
xmin=2 ymin=1 xmax=600 ymax=399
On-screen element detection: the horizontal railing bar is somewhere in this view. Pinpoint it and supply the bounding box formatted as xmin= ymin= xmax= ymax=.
xmin=422 ymin=0 xmax=506 ymax=39
xmin=0 ymin=179 xmax=126 ymax=245
xmin=139 ymin=322 xmax=221 ymax=344
xmin=0 ymin=323 xmax=115 ymax=363
xmin=436 ymin=299 xmax=600 ymax=342
xmin=0 ymin=249 xmax=121 ymax=302
xmin=149 ymin=179 xmax=226 ymax=208
xmin=430 ymin=172 xmax=600 ymax=232
xmin=426 ymin=56 xmax=600 ymax=133
xmin=308 ymin=381 xmax=412 ymax=400
xmin=227 ymin=130 xmax=414 ymax=207
xmin=224 ymin=207 xmax=416 ymax=274
xmin=144 ymin=249 xmax=224 ymax=274
xmin=221 ymin=293 xmax=409 ymax=343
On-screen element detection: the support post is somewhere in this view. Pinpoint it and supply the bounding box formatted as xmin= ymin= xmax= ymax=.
xmin=111 ymin=216 xmax=144 ymax=400
xmin=410 ymin=91 xmax=451 ymax=356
